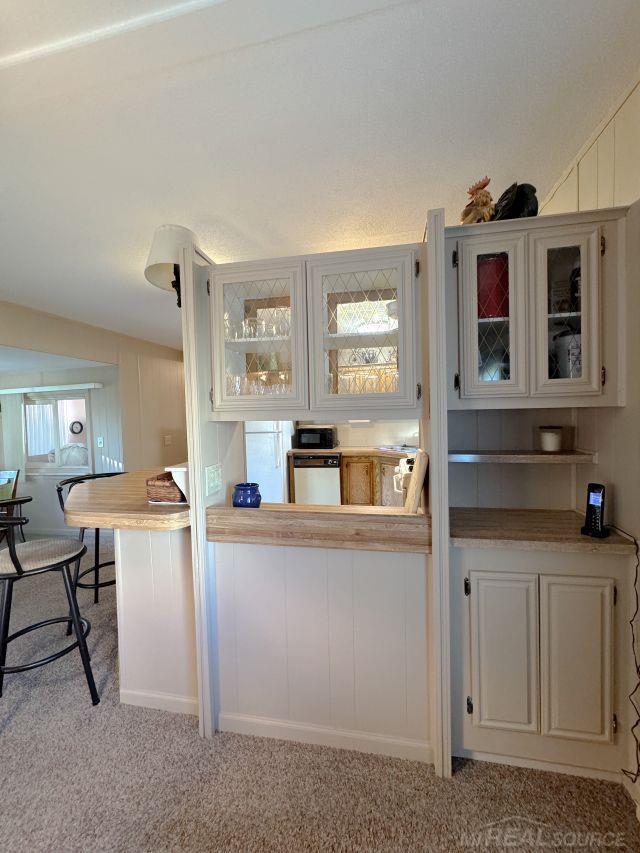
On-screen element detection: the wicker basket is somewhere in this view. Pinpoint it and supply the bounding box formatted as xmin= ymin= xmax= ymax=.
xmin=146 ymin=472 xmax=186 ymax=503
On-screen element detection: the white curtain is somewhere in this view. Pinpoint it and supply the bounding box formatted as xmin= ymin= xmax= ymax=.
xmin=25 ymin=403 xmax=55 ymax=457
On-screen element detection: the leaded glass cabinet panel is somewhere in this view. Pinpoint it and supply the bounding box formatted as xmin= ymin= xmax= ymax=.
xmin=307 ymin=248 xmax=417 ymax=412
xmin=211 ymin=261 xmax=308 ymax=413
xmin=459 ymin=233 xmax=527 ymax=397
xmin=530 ymin=225 xmax=600 ymax=396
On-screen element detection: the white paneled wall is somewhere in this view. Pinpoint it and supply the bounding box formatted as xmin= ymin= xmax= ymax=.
xmin=215 ymin=542 xmax=430 ymax=760
xmin=542 ymin=80 xmax=640 ymax=214
xmin=448 ymin=408 xmax=578 ymax=509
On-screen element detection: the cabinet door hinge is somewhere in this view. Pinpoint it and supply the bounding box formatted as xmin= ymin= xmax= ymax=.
xmin=452 ymin=249 xmax=459 ymax=268
xmin=415 ymin=259 xmax=420 ymax=277
xmin=466 ymin=696 xmax=473 ymax=715
xmin=464 ymin=577 xmax=471 ymax=596
xmin=454 ymin=373 xmax=461 ymax=392
xmin=209 ymin=388 xmax=214 ymax=407
xmin=416 ymin=382 xmax=422 ymax=400
xmin=601 ymin=366 xmax=606 ymax=387
xmin=206 ymin=279 xmax=211 ymax=295
xmin=614 ymin=585 xmax=617 ymax=606
xmin=613 ymin=713 xmax=618 ymax=735
xmin=601 ymin=235 xmax=606 ymax=256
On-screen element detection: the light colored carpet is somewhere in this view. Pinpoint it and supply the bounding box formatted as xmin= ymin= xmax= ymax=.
xmin=0 ymin=540 xmax=639 ymax=852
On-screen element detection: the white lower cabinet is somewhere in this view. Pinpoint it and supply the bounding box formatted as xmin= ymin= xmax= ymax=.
xmin=451 ymin=548 xmax=624 ymax=776
xmin=540 ymin=575 xmax=614 ymax=743
xmin=469 ymin=571 xmax=539 ymax=733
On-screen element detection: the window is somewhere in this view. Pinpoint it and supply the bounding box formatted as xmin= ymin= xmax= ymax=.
xmin=24 ymin=392 xmax=91 ymax=473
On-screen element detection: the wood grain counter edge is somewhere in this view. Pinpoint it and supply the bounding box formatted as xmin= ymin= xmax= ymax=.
xmin=206 ymin=503 xmax=432 ymax=554
xmin=64 ymin=469 xmax=191 ymax=531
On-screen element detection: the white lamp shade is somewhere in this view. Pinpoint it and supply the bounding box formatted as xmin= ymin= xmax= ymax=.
xmin=144 ymin=224 xmax=198 ymax=291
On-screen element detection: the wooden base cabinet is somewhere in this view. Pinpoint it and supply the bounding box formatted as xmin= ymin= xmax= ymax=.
xmin=451 ymin=547 xmax=626 ymax=777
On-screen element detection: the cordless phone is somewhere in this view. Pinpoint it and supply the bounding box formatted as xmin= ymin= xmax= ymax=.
xmin=581 ymin=483 xmax=610 ymax=539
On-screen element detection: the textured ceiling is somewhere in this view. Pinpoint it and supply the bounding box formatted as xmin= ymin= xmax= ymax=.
xmin=1 ymin=0 xmax=639 ymax=348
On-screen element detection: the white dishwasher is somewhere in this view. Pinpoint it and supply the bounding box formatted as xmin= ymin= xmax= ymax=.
xmin=292 ymin=453 xmax=341 ymax=505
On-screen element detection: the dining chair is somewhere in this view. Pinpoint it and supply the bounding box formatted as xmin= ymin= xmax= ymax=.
xmin=0 ymin=471 xmax=28 ymax=545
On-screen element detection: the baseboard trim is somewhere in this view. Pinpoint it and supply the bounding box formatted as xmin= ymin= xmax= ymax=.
xmin=120 ymin=688 xmax=198 ymax=716
xmin=455 ymin=749 xmax=622 ymax=782
xmin=218 ymin=712 xmax=432 ymax=762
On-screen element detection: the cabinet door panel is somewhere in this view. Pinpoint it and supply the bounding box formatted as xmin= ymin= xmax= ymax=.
xmin=211 ymin=261 xmax=308 ymax=412
xmin=307 ymin=248 xmax=416 ymax=411
xmin=470 ymin=571 xmax=539 ymax=732
xmin=342 ymin=457 xmax=374 ymax=506
xmin=540 ymin=575 xmax=613 ymax=742
xmin=530 ymin=225 xmax=600 ymax=396
xmin=459 ymin=234 xmax=527 ymax=397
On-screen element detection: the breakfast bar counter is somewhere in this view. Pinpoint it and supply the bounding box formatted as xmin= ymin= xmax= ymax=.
xmin=64 ymin=468 xmax=191 ymax=530
xmin=64 ymin=469 xmax=197 ymax=717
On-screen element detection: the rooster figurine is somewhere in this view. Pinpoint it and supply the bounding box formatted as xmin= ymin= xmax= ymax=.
xmin=460 ymin=176 xmax=495 ymax=225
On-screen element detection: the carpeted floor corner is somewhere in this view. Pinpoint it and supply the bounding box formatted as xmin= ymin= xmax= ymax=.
xmin=1 ymin=541 xmax=639 ymax=852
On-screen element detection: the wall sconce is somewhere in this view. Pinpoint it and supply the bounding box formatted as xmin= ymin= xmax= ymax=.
xmin=144 ymin=224 xmax=199 ymax=308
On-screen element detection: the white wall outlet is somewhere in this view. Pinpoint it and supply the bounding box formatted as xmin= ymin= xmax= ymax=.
xmin=96 ymin=436 xmax=104 ymax=448
xmin=205 ymin=464 xmax=223 ymax=496
xmin=164 ymin=434 xmax=173 ymax=447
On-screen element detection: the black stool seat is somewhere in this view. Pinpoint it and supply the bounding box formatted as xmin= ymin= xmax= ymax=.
xmin=57 ymin=473 xmax=124 ymax=604
xmin=0 ymin=538 xmax=85 ymax=574
xmin=0 ymin=503 xmax=99 ymax=705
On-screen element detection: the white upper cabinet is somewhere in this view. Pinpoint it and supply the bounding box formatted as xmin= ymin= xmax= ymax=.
xmin=450 ymin=212 xmax=617 ymax=408
xmin=530 ymin=225 xmax=600 ymax=396
xmin=211 ymin=260 xmax=308 ymax=414
xmin=307 ymin=248 xmax=417 ymax=412
xmin=459 ymin=233 xmax=527 ymax=398
xmin=209 ymin=246 xmax=419 ymax=418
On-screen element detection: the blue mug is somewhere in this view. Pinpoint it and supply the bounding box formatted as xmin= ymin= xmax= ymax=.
xmin=232 ymin=482 xmax=262 ymax=508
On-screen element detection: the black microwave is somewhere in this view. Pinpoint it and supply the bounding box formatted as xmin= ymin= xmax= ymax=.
xmin=293 ymin=425 xmax=336 ymax=450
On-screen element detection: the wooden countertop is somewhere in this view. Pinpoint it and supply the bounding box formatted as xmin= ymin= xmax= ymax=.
xmin=64 ymin=469 xmax=191 ymax=531
xmin=450 ymin=507 xmax=635 ymax=555
xmin=287 ymin=446 xmax=416 ymax=459
xmin=207 ymin=502 xmax=431 ymax=553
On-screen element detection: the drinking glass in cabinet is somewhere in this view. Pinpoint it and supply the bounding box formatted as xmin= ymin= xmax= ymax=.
xmin=547 ymin=246 xmax=582 ymax=380
xmin=321 ymin=268 xmax=400 ymax=395
xmin=476 ymin=252 xmax=510 ymax=382
xmin=223 ymin=276 xmax=294 ymax=398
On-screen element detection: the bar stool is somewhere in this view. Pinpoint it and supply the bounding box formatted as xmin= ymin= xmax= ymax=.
xmin=0 ymin=498 xmax=99 ymax=705
xmin=56 ymin=473 xmax=123 ymax=605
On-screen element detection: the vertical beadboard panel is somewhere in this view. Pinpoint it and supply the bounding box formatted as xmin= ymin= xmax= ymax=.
xmin=327 ymin=549 xmax=356 ymax=731
xmin=214 ymin=543 xmax=239 ymax=713
xmin=578 ymin=144 xmax=598 ymax=211
xmin=353 ymin=551 xmax=408 ymax=735
xmin=596 ymin=123 xmax=615 ymax=208
xmin=214 ymin=543 xmax=430 ymax=748
xmin=233 ymin=543 xmax=289 ymax=719
xmin=116 ymin=528 xmax=196 ymax=708
xmin=284 ymin=547 xmax=332 ymax=726
xmin=405 ymin=553 xmax=430 ymax=740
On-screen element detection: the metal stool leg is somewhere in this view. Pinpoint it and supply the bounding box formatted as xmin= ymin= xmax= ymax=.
xmin=61 ymin=564 xmax=99 ymax=706
xmin=0 ymin=579 xmax=14 ymax=697
xmin=93 ymin=527 xmax=100 ymax=604
xmin=66 ymin=557 xmax=82 ymax=637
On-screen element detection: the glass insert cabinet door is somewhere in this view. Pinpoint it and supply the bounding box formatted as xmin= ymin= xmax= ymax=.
xmin=531 ymin=226 xmax=600 ymax=396
xmin=459 ymin=234 xmax=527 ymax=397
xmin=211 ymin=261 xmax=308 ymax=412
xmin=306 ymin=249 xmax=417 ymax=411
